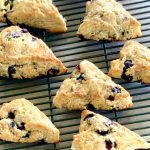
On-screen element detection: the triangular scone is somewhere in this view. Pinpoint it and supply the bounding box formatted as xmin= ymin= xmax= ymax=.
xmin=71 ymin=110 xmax=150 ymax=150
xmin=0 ymin=98 xmax=59 ymax=143
xmin=108 ymin=41 xmax=150 ymax=84
xmin=53 ymin=60 xmax=132 ymax=110
xmin=0 ymin=26 xmax=67 ymax=79
xmin=77 ymin=0 xmax=142 ymax=41
xmin=0 ymin=0 xmax=67 ymax=32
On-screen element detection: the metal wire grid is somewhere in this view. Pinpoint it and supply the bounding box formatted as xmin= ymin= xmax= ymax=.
xmin=0 ymin=0 xmax=149 ymax=149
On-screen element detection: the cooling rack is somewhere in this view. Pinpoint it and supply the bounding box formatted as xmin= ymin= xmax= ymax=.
xmin=0 ymin=0 xmax=149 ymax=149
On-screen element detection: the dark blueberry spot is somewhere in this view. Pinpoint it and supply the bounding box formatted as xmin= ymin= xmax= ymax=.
xmin=105 ymin=140 xmax=112 ymax=150
xmin=96 ymin=130 xmax=109 ymax=136
xmin=122 ymin=32 xmax=125 ymax=36
xmin=32 ymin=36 xmax=37 ymax=41
xmin=77 ymin=34 xmax=86 ymax=41
xmin=8 ymin=112 xmax=15 ymax=119
xmin=6 ymin=31 xmax=22 ymax=38
xmin=124 ymin=60 xmax=133 ymax=69
xmin=10 ymin=121 xmax=16 ymax=127
xmin=77 ymin=73 xmax=85 ymax=80
xmin=38 ymin=139 xmax=46 ymax=144
xmin=108 ymin=95 xmax=114 ymax=101
xmin=4 ymin=0 xmax=13 ymax=6
xmin=48 ymin=67 xmax=60 ymax=75
xmin=114 ymin=142 xmax=117 ymax=148
xmin=8 ymin=66 xmax=16 ymax=78
xmin=108 ymin=87 xmax=121 ymax=101
xmin=5 ymin=0 xmax=14 ymax=9
xmin=83 ymin=114 xmax=95 ymax=121
xmin=75 ymin=65 xmax=80 ymax=71
xmin=21 ymin=28 xmax=28 ymax=33
xmin=105 ymin=140 xmax=117 ymax=150
xmin=4 ymin=0 xmax=9 ymax=6
xmin=86 ymin=103 xmax=95 ymax=110
xmin=121 ymin=73 xmax=133 ymax=82
xmin=112 ymin=87 xmax=121 ymax=94
xmin=121 ymin=60 xmax=133 ymax=82
xmin=17 ymin=122 xmax=25 ymax=130
xmin=22 ymin=131 xmax=31 ymax=138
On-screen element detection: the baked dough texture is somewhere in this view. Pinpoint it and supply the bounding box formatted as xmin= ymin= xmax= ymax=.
xmin=0 ymin=26 xmax=67 ymax=79
xmin=0 ymin=98 xmax=59 ymax=143
xmin=77 ymin=0 xmax=142 ymax=41
xmin=53 ymin=60 xmax=132 ymax=110
xmin=71 ymin=110 xmax=150 ymax=150
xmin=108 ymin=41 xmax=150 ymax=84
xmin=0 ymin=0 xmax=67 ymax=32
xmin=0 ymin=0 xmax=6 ymax=22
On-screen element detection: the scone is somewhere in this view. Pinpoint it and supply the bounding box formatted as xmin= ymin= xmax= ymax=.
xmin=0 ymin=0 xmax=67 ymax=32
xmin=0 ymin=98 xmax=59 ymax=143
xmin=0 ymin=26 xmax=67 ymax=79
xmin=77 ymin=0 xmax=142 ymax=41
xmin=108 ymin=41 xmax=150 ymax=84
xmin=53 ymin=60 xmax=132 ymax=110
xmin=71 ymin=110 xmax=150 ymax=150
xmin=0 ymin=0 xmax=6 ymax=22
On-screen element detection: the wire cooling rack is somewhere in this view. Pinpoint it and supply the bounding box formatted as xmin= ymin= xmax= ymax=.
xmin=0 ymin=0 xmax=149 ymax=149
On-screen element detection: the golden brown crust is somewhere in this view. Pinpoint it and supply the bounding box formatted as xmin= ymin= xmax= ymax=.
xmin=53 ymin=60 xmax=132 ymax=110
xmin=0 ymin=26 xmax=67 ymax=79
xmin=77 ymin=0 xmax=142 ymax=41
xmin=0 ymin=0 xmax=67 ymax=32
xmin=71 ymin=110 xmax=150 ymax=150
xmin=108 ymin=40 xmax=150 ymax=84
xmin=0 ymin=98 xmax=60 ymax=143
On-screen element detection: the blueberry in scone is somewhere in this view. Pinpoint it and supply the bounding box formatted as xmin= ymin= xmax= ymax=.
xmin=0 ymin=0 xmax=67 ymax=32
xmin=108 ymin=41 xmax=150 ymax=84
xmin=0 ymin=26 xmax=67 ymax=79
xmin=71 ymin=110 xmax=150 ymax=150
xmin=77 ymin=0 xmax=142 ymax=41
xmin=53 ymin=60 xmax=132 ymax=110
xmin=0 ymin=98 xmax=60 ymax=143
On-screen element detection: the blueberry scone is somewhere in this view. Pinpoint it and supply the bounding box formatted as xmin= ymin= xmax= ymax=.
xmin=71 ymin=110 xmax=150 ymax=150
xmin=0 ymin=0 xmax=67 ymax=32
xmin=0 ymin=98 xmax=59 ymax=143
xmin=0 ymin=26 xmax=67 ymax=79
xmin=108 ymin=41 xmax=150 ymax=84
xmin=53 ymin=60 xmax=132 ymax=110
xmin=77 ymin=0 xmax=142 ymax=41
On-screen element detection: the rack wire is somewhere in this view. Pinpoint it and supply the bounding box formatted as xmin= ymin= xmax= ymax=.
xmin=0 ymin=0 xmax=149 ymax=149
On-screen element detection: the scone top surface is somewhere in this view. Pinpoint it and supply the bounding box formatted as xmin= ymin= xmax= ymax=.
xmin=108 ymin=40 xmax=150 ymax=84
xmin=1 ymin=0 xmax=67 ymax=32
xmin=71 ymin=110 xmax=150 ymax=150
xmin=0 ymin=26 xmax=67 ymax=78
xmin=0 ymin=98 xmax=59 ymax=143
xmin=53 ymin=60 xmax=132 ymax=110
xmin=77 ymin=0 xmax=142 ymax=41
